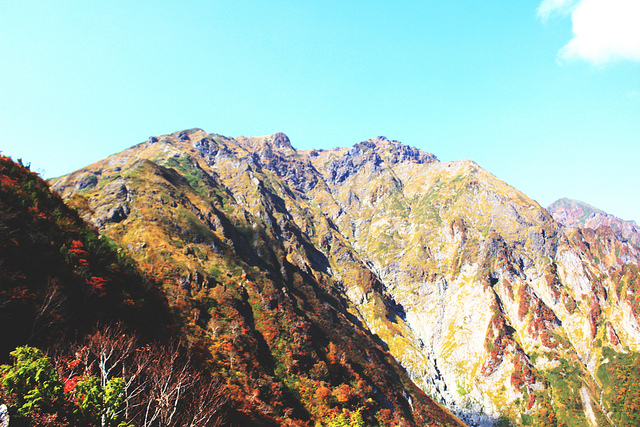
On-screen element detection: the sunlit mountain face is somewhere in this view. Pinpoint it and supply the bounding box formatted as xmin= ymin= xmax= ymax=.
xmin=46 ymin=128 xmax=640 ymax=426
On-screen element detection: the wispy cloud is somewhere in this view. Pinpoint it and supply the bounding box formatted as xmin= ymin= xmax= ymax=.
xmin=537 ymin=0 xmax=578 ymax=22
xmin=538 ymin=0 xmax=640 ymax=64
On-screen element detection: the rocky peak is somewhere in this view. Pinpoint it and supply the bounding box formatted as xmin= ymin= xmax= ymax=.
xmin=268 ymin=132 xmax=292 ymax=150
xmin=171 ymin=128 xmax=208 ymax=142
xmin=363 ymin=136 xmax=438 ymax=165
xmin=236 ymin=132 xmax=293 ymax=152
xmin=318 ymin=137 xmax=438 ymax=187
xmin=370 ymin=135 xmax=390 ymax=144
xmin=327 ymin=143 xmax=383 ymax=186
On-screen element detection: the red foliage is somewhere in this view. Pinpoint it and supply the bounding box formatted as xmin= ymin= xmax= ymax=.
xmin=563 ymin=294 xmax=577 ymax=314
xmin=529 ymin=297 xmax=559 ymax=348
xmin=511 ymin=355 xmax=525 ymax=389
xmin=0 ymin=174 xmax=18 ymax=186
xmin=544 ymin=262 xmax=561 ymax=302
xmin=608 ymin=325 xmax=621 ymax=346
xmin=69 ymin=240 xmax=86 ymax=253
xmin=589 ymin=300 xmax=601 ymax=339
xmin=518 ymin=286 xmax=531 ymax=320
xmin=28 ymin=205 xmax=48 ymax=220
xmin=4 ymin=286 xmax=36 ymax=302
xmin=481 ymin=308 xmax=511 ymax=376
xmin=63 ymin=375 xmax=81 ymax=394
xmin=87 ymin=276 xmax=108 ymax=297
xmin=510 ymin=352 xmax=534 ymax=391
xmin=502 ymin=279 xmax=514 ymax=301
xmin=69 ymin=240 xmax=90 ymax=267
xmin=527 ymin=392 xmax=536 ymax=410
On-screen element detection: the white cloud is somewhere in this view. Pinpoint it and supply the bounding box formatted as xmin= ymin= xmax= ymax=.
xmin=539 ymin=0 xmax=640 ymax=64
xmin=537 ymin=0 xmax=578 ymax=22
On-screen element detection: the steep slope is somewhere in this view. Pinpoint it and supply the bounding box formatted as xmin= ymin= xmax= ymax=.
xmin=51 ymin=129 xmax=640 ymax=426
xmin=303 ymin=139 xmax=640 ymax=426
xmin=0 ymin=156 xmax=232 ymax=427
xmin=0 ymin=155 xmax=170 ymax=362
xmin=548 ymin=198 xmax=640 ymax=247
xmin=51 ymin=130 xmax=464 ymax=427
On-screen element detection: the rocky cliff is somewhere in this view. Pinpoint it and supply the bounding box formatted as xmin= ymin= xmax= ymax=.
xmin=51 ymin=129 xmax=640 ymax=426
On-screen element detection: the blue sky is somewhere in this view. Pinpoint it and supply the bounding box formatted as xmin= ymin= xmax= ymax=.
xmin=1 ymin=1 xmax=639 ymax=222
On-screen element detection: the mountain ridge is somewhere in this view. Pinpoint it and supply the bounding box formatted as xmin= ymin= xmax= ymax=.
xmin=49 ymin=129 xmax=640 ymax=426
xmin=548 ymin=197 xmax=640 ymax=247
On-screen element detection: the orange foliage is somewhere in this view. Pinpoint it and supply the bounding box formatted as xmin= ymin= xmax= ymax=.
xmin=334 ymin=384 xmax=355 ymax=403
xmin=315 ymin=385 xmax=331 ymax=401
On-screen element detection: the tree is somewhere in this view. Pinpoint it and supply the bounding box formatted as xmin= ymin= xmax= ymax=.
xmin=56 ymin=325 xmax=226 ymax=427
xmin=29 ymin=279 xmax=67 ymax=342
xmin=0 ymin=346 xmax=64 ymax=417
xmin=85 ymin=324 xmax=137 ymax=422
xmin=1 ymin=344 xmax=136 ymax=427
xmin=133 ymin=341 xmax=226 ymax=427
xmin=183 ymin=375 xmax=226 ymax=427
xmin=74 ymin=375 xmax=131 ymax=427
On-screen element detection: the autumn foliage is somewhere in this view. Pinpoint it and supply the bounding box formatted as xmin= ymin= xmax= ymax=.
xmin=0 ymin=155 xmax=170 ymax=362
xmin=597 ymin=347 xmax=640 ymax=426
xmin=0 ymin=325 xmax=226 ymax=427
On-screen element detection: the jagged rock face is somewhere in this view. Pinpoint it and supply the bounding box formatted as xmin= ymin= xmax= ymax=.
xmin=304 ymin=146 xmax=640 ymax=426
xmin=52 ymin=129 xmax=640 ymax=426
xmin=549 ymin=198 xmax=640 ymax=247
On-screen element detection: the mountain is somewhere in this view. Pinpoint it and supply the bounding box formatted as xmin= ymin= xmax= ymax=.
xmin=48 ymin=131 xmax=464 ymax=426
xmin=49 ymin=129 xmax=640 ymax=426
xmin=548 ymin=198 xmax=640 ymax=247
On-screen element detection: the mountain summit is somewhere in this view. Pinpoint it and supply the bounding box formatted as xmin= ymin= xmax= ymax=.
xmin=51 ymin=129 xmax=640 ymax=426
